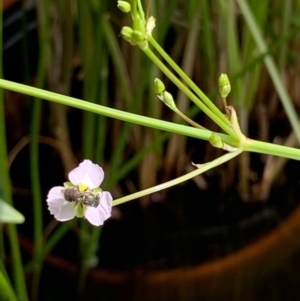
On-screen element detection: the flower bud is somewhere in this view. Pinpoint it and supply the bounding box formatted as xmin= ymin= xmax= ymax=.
xmin=158 ymin=91 xmax=177 ymax=111
xmin=209 ymin=133 xmax=224 ymax=149
xmin=132 ymin=30 xmax=145 ymax=43
xmin=135 ymin=17 xmax=146 ymax=32
xmin=117 ymin=1 xmax=131 ymax=13
xmin=154 ymin=78 xmax=165 ymax=95
xmin=219 ymin=73 xmax=231 ymax=98
xmin=120 ymin=26 xmax=133 ymax=42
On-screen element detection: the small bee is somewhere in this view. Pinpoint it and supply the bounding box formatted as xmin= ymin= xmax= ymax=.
xmin=64 ymin=187 xmax=100 ymax=208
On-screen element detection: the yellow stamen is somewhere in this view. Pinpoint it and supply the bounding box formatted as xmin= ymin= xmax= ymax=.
xmin=78 ymin=183 xmax=87 ymax=192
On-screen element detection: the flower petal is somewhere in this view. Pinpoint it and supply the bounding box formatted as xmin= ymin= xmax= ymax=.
xmin=68 ymin=160 xmax=104 ymax=189
xmin=46 ymin=186 xmax=76 ymax=221
xmin=47 ymin=186 xmax=65 ymax=200
xmin=84 ymin=191 xmax=113 ymax=226
xmin=99 ymin=191 xmax=113 ymax=217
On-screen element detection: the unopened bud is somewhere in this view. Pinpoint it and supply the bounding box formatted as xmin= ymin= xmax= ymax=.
xmin=158 ymin=91 xmax=177 ymax=111
xmin=219 ymin=73 xmax=231 ymax=98
xmin=120 ymin=26 xmax=133 ymax=42
xmin=154 ymin=78 xmax=165 ymax=95
xmin=135 ymin=17 xmax=146 ymax=32
xmin=131 ymin=30 xmax=145 ymax=43
xmin=117 ymin=1 xmax=131 ymax=13
xmin=209 ymin=133 xmax=224 ymax=149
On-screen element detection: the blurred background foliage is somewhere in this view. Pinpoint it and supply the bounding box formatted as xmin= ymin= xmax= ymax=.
xmin=3 ymin=0 xmax=300 ymax=300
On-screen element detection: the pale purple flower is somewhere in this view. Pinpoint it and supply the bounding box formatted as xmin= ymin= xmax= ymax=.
xmin=46 ymin=160 xmax=112 ymax=226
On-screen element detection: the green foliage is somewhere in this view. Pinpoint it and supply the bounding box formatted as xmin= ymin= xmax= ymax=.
xmin=0 ymin=199 xmax=25 ymax=224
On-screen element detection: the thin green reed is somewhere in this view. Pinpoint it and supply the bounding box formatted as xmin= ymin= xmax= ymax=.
xmin=78 ymin=0 xmax=100 ymax=159
xmin=236 ymin=0 xmax=300 ymax=142
xmin=95 ymin=47 xmax=109 ymax=164
xmin=153 ymin=0 xmax=180 ymax=43
xmin=0 ymin=1 xmax=28 ymax=300
xmin=0 ymin=261 xmax=17 ymax=301
xmin=31 ymin=1 xmax=51 ymax=297
xmin=277 ymin=0 xmax=292 ymax=71
xmin=56 ymin=0 xmax=74 ymax=94
xmin=20 ymin=3 xmax=31 ymax=84
xmin=199 ymin=0 xmax=217 ymax=89
xmin=240 ymin=0 xmax=269 ymax=111
xmin=25 ymin=221 xmax=73 ymax=277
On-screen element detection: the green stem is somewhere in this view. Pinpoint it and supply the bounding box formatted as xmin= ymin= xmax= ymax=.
xmin=244 ymin=138 xmax=300 ymax=160
xmin=113 ymin=149 xmax=243 ymax=206
xmin=31 ymin=1 xmax=51 ymax=296
xmin=175 ymin=109 xmax=206 ymax=129
xmin=148 ymin=35 xmax=231 ymax=127
xmin=0 ymin=270 xmax=17 ymax=301
xmin=0 ymin=79 xmax=227 ymax=142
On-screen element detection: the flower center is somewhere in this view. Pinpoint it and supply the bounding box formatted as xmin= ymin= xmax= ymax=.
xmin=78 ymin=183 xmax=87 ymax=192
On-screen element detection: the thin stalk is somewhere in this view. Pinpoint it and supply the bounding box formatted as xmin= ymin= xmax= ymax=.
xmin=142 ymin=46 xmax=238 ymax=138
xmin=0 ymin=270 xmax=17 ymax=301
xmin=148 ymin=35 xmax=231 ymax=127
xmin=200 ymin=0 xmax=217 ymax=87
xmin=175 ymin=109 xmax=206 ymax=129
xmin=113 ymin=149 xmax=243 ymax=206
xmin=31 ymin=1 xmax=51 ymax=297
xmin=95 ymin=49 xmax=109 ymax=164
xmin=77 ymin=0 xmax=98 ymax=158
xmin=278 ymin=0 xmax=291 ymax=71
xmin=240 ymin=0 xmax=269 ymax=110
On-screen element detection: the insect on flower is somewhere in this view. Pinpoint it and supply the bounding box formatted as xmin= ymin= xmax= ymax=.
xmin=64 ymin=187 xmax=100 ymax=207
xmin=46 ymin=160 xmax=113 ymax=226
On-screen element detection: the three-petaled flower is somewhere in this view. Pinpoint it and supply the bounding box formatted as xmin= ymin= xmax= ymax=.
xmin=46 ymin=160 xmax=113 ymax=226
